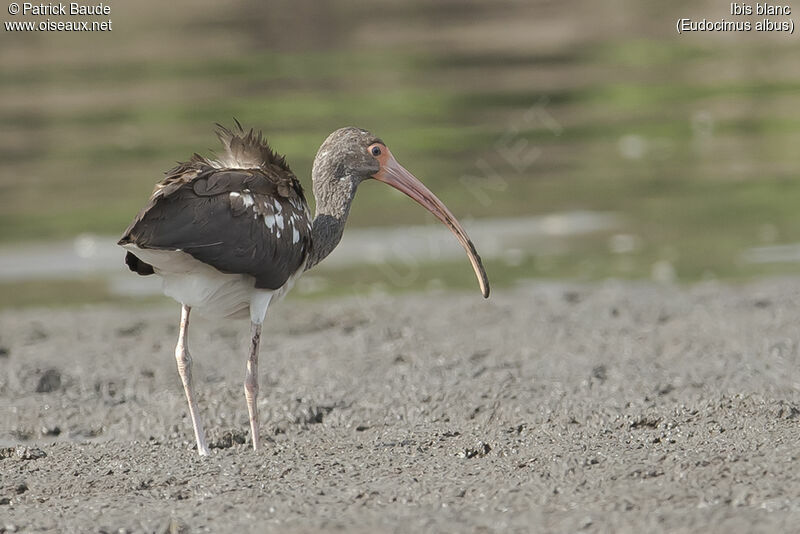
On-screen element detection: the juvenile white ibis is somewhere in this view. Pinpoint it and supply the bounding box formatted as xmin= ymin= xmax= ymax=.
xmin=119 ymin=123 xmax=489 ymax=456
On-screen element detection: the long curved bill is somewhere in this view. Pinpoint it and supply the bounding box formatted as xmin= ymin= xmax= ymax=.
xmin=374 ymin=151 xmax=490 ymax=298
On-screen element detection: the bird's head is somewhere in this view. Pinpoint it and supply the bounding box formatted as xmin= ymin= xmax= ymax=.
xmin=313 ymin=127 xmax=490 ymax=298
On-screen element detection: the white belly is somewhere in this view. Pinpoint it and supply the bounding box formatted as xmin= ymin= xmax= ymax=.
xmin=123 ymin=245 xmax=264 ymax=319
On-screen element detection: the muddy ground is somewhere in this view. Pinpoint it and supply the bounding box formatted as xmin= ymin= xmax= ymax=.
xmin=1 ymin=280 xmax=799 ymax=533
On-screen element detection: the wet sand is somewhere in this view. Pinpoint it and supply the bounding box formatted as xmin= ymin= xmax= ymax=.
xmin=1 ymin=280 xmax=799 ymax=533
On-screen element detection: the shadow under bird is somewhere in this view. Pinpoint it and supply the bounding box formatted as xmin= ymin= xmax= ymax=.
xmin=119 ymin=123 xmax=490 ymax=456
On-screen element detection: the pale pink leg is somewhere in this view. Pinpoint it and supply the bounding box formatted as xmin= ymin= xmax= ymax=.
xmin=244 ymin=321 xmax=262 ymax=451
xmin=175 ymin=305 xmax=209 ymax=456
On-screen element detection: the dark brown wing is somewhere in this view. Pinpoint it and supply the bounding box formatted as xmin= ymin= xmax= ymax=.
xmin=119 ymin=162 xmax=312 ymax=290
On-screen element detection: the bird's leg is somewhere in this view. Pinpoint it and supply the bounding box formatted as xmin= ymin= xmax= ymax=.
xmin=244 ymin=321 xmax=262 ymax=451
xmin=175 ymin=305 xmax=210 ymax=456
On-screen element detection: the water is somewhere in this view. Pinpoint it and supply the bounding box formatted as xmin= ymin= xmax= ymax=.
xmin=2 ymin=0 xmax=799 ymax=304
xmin=0 ymin=211 xmax=617 ymax=297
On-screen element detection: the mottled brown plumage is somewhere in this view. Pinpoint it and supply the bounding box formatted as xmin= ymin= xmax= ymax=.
xmin=119 ymin=124 xmax=311 ymax=290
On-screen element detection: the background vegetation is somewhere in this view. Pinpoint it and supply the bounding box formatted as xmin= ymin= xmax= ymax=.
xmin=2 ymin=0 xmax=799 ymax=306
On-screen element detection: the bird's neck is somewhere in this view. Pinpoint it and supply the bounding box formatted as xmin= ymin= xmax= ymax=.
xmin=306 ymin=171 xmax=356 ymax=269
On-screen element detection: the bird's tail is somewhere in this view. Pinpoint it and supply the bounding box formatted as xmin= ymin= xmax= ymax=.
xmin=124 ymin=251 xmax=155 ymax=276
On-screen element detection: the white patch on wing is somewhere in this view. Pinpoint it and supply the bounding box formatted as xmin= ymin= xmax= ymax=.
xmin=273 ymin=199 xmax=282 ymax=212
xmin=264 ymin=214 xmax=276 ymax=229
xmin=292 ymin=227 xmax=300 ymax=244
xmin=242 ymin=193 xmax=254 ymax=208
xmin=275 ymin=213 xmax=284 ymax=228
xmin=229 ymin=192 xmax=241 ymax=199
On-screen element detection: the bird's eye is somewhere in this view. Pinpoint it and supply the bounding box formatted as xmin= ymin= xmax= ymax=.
xmin=371 ymin=146 xmax=382 ymax=156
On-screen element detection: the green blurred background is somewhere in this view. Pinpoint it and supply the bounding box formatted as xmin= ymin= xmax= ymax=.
xmin=2 ymin=0 xmax=799 ymax=307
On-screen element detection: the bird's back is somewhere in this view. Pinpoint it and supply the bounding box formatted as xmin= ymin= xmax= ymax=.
xmin=119 ymin=124 xmax=313 ymax=316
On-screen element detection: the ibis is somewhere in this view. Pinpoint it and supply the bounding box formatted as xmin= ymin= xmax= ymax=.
xmin=119 ymin=123 xmax=489 ymax=455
